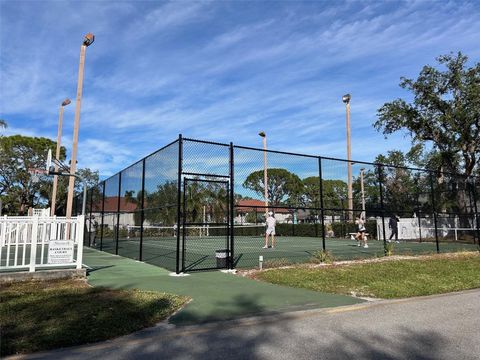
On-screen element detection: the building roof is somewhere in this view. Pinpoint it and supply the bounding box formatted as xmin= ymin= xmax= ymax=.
xmin=94 ymin=197 xmax=139 ymax=212
xmin=236 ymin=199 xmax=290 ymax=214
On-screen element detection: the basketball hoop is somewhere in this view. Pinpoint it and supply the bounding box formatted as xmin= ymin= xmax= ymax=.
xmin=28 ymin=168 xmax=48 ymax=183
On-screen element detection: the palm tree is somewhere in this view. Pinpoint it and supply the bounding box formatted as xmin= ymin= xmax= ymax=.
xmin=0 ymin=119 xmax=7 ymax=129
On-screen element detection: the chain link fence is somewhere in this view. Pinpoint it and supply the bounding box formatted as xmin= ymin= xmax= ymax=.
xmin=77 ymin=136 xmax=480 ymax=272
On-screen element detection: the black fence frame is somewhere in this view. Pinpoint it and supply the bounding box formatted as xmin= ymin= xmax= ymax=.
xmin=79 ymin=135 xmax=480 ymax=273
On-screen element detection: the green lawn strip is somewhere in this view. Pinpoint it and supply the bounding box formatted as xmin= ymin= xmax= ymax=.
xmin=0 ymin=279 xmax=188 ymax=356
xmin=254 ymin=253 xmax=480 ymax=299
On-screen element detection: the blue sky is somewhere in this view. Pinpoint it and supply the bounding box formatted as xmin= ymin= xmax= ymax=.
xmin=1 ymin=0 xmax=479 ymax=179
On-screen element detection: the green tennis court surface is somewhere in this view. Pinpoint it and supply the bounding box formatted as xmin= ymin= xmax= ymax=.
xmin=96 ymin=234 xmax=479 ymax=271
xmin=84 ymin=247 xmax=364 ymax=325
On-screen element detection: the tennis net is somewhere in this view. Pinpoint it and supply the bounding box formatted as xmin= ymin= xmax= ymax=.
xmin=125 ymin=224 xmax=266 ymax=240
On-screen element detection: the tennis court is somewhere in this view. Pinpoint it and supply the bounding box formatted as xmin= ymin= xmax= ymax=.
xmin=79 ymin=136 xmax=480 ymax=273
xmin=97 ymin=224 xmax=479 ymax=271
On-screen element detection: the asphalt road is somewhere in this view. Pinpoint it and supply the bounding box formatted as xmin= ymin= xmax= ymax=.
xmin=10 ymin=289 xmax=480 ymax=360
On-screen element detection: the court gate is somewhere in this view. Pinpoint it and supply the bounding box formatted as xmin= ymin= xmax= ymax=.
xmin=179 ymin=138 xmax=235 ymax=272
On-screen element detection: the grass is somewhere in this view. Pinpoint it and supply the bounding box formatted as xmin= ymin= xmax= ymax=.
xmin=0 ymin=279 xmax=188 ymax=356
xmin=254 ymin=252 xmax=480 ymax=299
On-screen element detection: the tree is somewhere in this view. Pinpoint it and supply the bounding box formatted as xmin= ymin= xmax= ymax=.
xmin=0 ymin=135 xmax=64 ymax=214
xmin=184 ymin=180 xmax=228 ymax=223
xmin=374 ymin=52 xmax=480 ymax=177
xmin=43 ymin=168 xmax=99 ymax=215
xmin=0 ymin=119 xmax=7 ymax=129
xmin=302 ymin=176 xmax=321 ymax=208
xmin=143 ymin=181 xmax=178 ymax=225
xmin=0 ymin=134 xmax=99 ymax=215
xmin=374 ymin=151 xmax=428 ymax=214
xmin=243 ymin=168 xmax=303 ymax=206
xmin=302 ymin=177 xmax=348 ymax=210
xmin=322 ymin=179 xmax=348 ymax=212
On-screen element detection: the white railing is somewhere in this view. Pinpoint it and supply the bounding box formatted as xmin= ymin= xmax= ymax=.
xmin=0 ymin=215 xmax=84 ymax=272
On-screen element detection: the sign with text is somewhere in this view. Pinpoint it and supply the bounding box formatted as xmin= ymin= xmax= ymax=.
xmin=48 ymin=240 xmax=74 ymax=264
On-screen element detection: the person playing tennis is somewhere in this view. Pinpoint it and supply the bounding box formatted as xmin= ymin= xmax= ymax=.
xmin=264 ymin=211 xmax=276 ymax=249
xmin=355 ymin=215 xmax=368 ymax=248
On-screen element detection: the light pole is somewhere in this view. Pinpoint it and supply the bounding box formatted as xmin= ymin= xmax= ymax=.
xmin=342 ymin=93 xmax=353 ymax=220
xmin=360 ymin=168 xmax=366 ymax=218
xmin=66 ymin=33 xmax=94 ymax=219
xmin=259 ymin=131 xmax=268 ymax=218
xmin=51 ymin=98 xmax=71 ymax=216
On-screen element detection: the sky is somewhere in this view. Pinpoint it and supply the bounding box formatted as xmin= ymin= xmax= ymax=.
xmin=1 ymin=0 xmax=479 ymax=179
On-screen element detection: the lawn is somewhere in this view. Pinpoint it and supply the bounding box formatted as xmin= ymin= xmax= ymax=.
xmin=253 ymin=252 xmax=480 ymax=299
xmin=0 ymin=279 xmax=188 ymax=356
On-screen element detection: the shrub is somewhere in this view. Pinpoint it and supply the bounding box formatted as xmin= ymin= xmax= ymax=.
xmin=310 ymin=250 xmax=335 ymax=264
xmin=385 ymin=242 xmax=395 ymax=256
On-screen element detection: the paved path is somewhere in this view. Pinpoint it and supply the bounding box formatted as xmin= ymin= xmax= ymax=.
xmin=83 ymin=248 xmax=363 ymax=324
xmin=11 ymin=289 xmax=480 ymax=360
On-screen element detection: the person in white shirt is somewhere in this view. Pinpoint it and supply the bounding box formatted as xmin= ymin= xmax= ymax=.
xmin=355 ymin=215 xmax=368 ymax=248
xmin=264 ymin=211 xmax=276 ymax=249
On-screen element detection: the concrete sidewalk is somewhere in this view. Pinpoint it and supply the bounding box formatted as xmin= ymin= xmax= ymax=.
xmin=83 ymin=248 xmax=363 ymax=325
xmin=9 ymin=289 xmax=480 ymax=360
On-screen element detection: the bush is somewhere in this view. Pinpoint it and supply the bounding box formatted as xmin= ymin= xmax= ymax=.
xmin=275 ymin=223 xmax=320 ymax=237
xmin=310 ymin=250 xmax=335 ymax=264
xmin=385 ymin=242 xmax=395 ymax=256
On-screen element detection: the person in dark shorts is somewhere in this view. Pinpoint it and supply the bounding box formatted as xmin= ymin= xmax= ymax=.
xmin=388 ymin=214 xmax=400 ymax=243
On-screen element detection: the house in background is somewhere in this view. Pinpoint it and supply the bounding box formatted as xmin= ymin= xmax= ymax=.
xmin=235 ymin=199 xmax=290 ymax=224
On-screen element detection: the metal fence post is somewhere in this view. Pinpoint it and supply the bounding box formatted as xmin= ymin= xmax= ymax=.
xmin=176 ymin=135 xmax=183 ymax=274
xmin=318 ymin=157 xmax=326 ymax=251
xmin=100 ymin=182 xmax=105 ymax=251
xmin=115 ymin=172 xmax=122 ymax=255
xmin=229 ymin=142 xmax=235 ymax=269
xmin=429 ymin=173 xmax=440 ymax=253
xmin=377 ymin=165 xmax=387 ymax=255
xmin=182 ymin=179 xmax=187 ymax=272
xmin=139 ymin=158 xmax=146 ymax=261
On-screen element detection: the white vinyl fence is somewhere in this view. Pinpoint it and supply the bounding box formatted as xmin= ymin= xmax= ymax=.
xmin=376 ymin=216 xmax=477 ymax=241
xmin=0 ymin=215 xmax=84 ymax=272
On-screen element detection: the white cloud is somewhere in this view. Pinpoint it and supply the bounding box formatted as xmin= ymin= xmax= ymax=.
xmin=2 ymin=0 xmax=479 ymax=178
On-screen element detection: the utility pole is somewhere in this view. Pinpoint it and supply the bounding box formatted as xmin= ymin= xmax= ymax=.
xmin=259 ymin=131 xmax=269 ymax=218
xmin=51 ymin=98 xmax=71 ymax=216
xmin=342 ymin=93 xmax=353 ymax=220
xmin=66 ymin=33 xmax=94 ymax=219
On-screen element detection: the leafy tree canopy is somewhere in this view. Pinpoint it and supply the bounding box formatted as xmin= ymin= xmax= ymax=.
xmin=374 ymin=52 xmax=480 ymax=177
xmin=243 ymin=168 xmax=303 ymax=206
xmin=0 ymin=134 xmax=98 ymax=215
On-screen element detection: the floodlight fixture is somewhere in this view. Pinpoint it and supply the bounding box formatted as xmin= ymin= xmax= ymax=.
xmin=342 ymin=93 xmax=351 ymax=104
xmin=258 ymin=131 xmax=266 ymax=138
xmin=61 ymin=98 xmax=71 ymax=106
xmin=83 ymin=33 xmax=95 ymax=47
